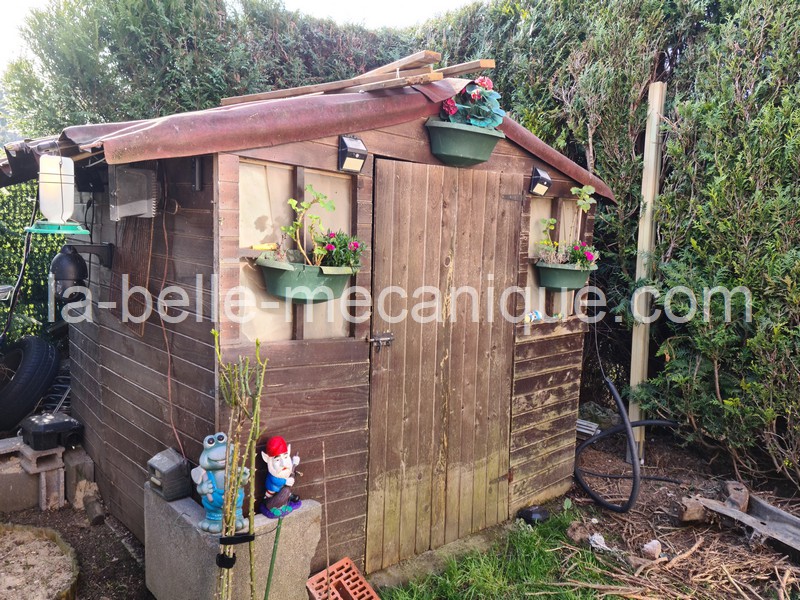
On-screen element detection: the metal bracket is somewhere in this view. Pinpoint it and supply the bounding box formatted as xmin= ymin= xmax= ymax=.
xmin=368 ymin=332 xmax=395 ymax=350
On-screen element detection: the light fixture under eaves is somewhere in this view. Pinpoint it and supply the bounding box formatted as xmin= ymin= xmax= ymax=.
xmin=338 ymin=135 xmax=368 ymax=174
xmin=529 ymin=167 xmax=553 ymax=196
xmin=26 ymin=155 xmax=89 ymax=235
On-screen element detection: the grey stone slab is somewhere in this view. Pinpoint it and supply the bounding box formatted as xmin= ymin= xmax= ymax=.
xmin=144 ymin=482 xmax=321 ymax=600
xmin=0 ymin=455 xmax=39 ymax=512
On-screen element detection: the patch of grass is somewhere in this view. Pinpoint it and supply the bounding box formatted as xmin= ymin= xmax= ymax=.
xmin=380 ymin=509 xmax=621 ymax=600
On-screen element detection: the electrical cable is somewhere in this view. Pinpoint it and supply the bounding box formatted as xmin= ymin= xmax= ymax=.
xmin=573 ymin=272 xmax=678 ymax=512
xmin=0 ymin=195 xmax=39 ymax=348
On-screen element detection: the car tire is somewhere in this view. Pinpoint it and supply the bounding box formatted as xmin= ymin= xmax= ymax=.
xmin=0 ymin=337 xmax=61 ymax=432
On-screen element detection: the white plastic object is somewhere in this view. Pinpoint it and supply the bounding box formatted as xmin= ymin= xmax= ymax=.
xmin=38 ymin=155 xmax=75 ymax=224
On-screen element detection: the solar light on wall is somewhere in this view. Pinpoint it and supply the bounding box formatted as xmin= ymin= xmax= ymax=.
xmin=26 ymin=155 xmax=89 ymax=235
xmin=338 ymin=135 xmax=368 ymax=173
xmin=529 ymin=167 xmax=553 ymax=196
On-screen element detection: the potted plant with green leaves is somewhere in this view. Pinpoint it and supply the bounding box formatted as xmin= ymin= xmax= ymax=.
xmin=425 ymin=76 xmax=506 ymax=167
xmin=531 ymin=185 xmax=599 ymax=290
xmin=256 ymin=185 xmax=364 ymax=303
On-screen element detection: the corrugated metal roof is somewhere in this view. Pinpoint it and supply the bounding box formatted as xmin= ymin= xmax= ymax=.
xmin=0 ymin=79 xmax=613 ymax=200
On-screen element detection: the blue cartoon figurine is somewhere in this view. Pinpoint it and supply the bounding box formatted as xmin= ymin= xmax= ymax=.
xmin=191 ymin=432 xmax=250 ymax=533
xmin=260 ymin=436 xmax=301 ymax=518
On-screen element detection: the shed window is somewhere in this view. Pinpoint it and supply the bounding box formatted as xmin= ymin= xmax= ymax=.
xmin=238 ymin=159 xmax=356 ymax=342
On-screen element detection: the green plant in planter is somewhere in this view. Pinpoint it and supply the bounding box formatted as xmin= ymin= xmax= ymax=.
xmin=532 ymin=186 xmax=599 ymax=290
xmin=257 ymin=185 xmax=365 ymax=303
xmin=425 ymin=76 xmax=507 ymax=167
xmin=280 ymin=185 xmax=336 ymax=267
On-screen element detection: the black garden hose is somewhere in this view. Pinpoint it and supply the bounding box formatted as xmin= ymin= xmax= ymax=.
xmin=573 ymin=376 xmax=678 ymax=513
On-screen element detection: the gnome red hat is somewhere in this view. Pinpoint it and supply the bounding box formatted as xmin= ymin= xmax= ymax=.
xmin=266 ymin=436 xmax=288 ymax=457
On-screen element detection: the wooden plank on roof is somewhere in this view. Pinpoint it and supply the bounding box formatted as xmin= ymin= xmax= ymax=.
xmin=340 ymin=72 xmax=443 ymax=93
xmin=359 ymin=50 xmax=441 ymax=78
xmin=435 ymin=59 xmax=495 ymax=77
xmin=220 ymin=66 xmax=437 ymax=106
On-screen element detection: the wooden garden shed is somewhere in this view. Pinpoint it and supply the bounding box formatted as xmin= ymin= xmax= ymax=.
xmin=0 ymin=59 xmax=612 ymax=573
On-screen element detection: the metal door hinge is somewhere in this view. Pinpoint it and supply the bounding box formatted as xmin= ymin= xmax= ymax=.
xmin=368 ymin=332 xmax=395 ymax=350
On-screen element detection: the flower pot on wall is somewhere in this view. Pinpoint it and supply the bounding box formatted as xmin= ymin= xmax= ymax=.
xmin=256 ymin=254 xmax=357 ymax=304
xmin=534 ymin=262 xmax=597 ymax=291
xmin=424 ymin=117 xmax=506 ymax=167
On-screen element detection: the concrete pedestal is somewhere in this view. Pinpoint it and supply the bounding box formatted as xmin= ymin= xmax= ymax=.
xmin=144 ymin=483 xmax=321 ymax=600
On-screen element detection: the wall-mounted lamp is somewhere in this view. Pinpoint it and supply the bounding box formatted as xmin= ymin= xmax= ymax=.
xmin=338 ymin=135 xmax=368 ymax=174
xmin=26 ymin=155 xmax=89 ymax=235
xmin=49 ymin=243 xmax=114 ymax=304
xmin=529 ymin=167 xmax=552 ymax=196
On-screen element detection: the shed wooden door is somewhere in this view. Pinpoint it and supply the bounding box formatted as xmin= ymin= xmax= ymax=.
xmin=365 ymin=159 xmax=521 ymax=572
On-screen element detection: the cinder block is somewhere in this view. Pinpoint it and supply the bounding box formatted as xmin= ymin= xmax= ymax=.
xmin=144 ymin=482 xmax=321 ymax=600
xmin=39 ymin=468 xmax=65 ymax=510
xmin=64 ymin=446 xmax=94 ymax=505
xmin=0 ymin=455 xmax=39 ymax=512
xmin=19 ymin=444 xmax=64 ymax=475
xmin=0 ymin=436 xmax=23 ymax=457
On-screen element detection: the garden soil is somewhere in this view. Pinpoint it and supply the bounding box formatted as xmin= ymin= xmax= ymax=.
xmin=1 ymin=435 xmax=797 ymax=599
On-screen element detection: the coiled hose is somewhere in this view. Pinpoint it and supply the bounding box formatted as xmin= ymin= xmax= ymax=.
xmin=573 ymin=376 xmax=678 ymax=513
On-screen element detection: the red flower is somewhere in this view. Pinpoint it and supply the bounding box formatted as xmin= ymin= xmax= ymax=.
xmin=328 ymin=232 xmax=336 ymax=238
xmin=573 ymin=245 xmax=580 ymax=251
xmin=349 ymin=241 xmax=359 ymax=251
xmin=475 ymin=76 xmax=493 ymax=91
xmin=325 ymin=244 xmax=335 ymax=252
xmin=585 ymin=251 xmax=594 ymax=262
xmin=470 ymin=89 xmax=482 ymax=101
xmin=581 ymin=241 xmax=587 ymax=247
xmin=442 ymin=98 xmax=458 ymax=115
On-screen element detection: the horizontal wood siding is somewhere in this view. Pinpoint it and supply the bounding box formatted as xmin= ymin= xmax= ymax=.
xmin=509 ymin=319 xmax=587 ymax=514
xmin=69 ymin=156 xmax=216 ymax=540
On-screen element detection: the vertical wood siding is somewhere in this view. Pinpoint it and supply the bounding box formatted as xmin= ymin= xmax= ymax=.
xmin=365 ymin=159 xmax=521 ymax=573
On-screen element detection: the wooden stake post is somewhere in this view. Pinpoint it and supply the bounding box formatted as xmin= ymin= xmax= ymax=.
xmin=628 ymin=82 xmax=666 ymax=463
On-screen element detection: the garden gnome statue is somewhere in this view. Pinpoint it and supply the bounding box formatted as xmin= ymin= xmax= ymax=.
xmin=260 ymin=436 xmax=301 ymax=518
xmin=191 ymin=432 xmax=250 ymax=533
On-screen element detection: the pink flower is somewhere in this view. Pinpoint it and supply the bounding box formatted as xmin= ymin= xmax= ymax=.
xmin=442 ymin=98 xmax=458 ymax=115
xmin=328 ymin=232 xmax=336 ymax=238
xmin=325 ymin=244 xmax=335 ymax=252
xmin=573 ymin=245 xmax=580 ymax=251
xmin=475 ymin=76 xmax=493 ymax=91
xmin=470 ymin=89 xmax=482 ymax=101
xmin=585 ymin=251 xmax=594 ymax=262
xmin=349 ymin=241 xmax=359 ymax=251
xmin=581 ymin=241 xmax=587 ymax=247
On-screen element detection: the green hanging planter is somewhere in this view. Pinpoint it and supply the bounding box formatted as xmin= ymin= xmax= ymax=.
xmin=425 ymin=117 xmax=506 ymax=167
xmin=256 ymin=253 xmax=358 ymax=304
xmin=534 ymin=262 xmax=597 ymax=291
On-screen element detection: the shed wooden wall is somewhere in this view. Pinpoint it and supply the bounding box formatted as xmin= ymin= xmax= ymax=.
xmin=70 ymin=157 xmax=217 ymax=540
xmin=216 ymin=150 xmax=374 ymax=571
xmin=215 ymin=115 xmax=595 ymax=571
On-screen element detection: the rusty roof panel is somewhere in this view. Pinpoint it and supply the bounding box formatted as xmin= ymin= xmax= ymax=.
xmin=0 ymin=79 xmax=613 ymax=201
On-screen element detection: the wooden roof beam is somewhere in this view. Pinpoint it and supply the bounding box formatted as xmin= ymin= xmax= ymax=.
xmin=358 ymin=50 xmax=441 ymax=78
xmin=435 ymin=59 xmax=495 ymax=77
xmin=340 ymin=72 xmax=443 ymax=93
xmin=221 ymin=66 xmax=436 ymax=106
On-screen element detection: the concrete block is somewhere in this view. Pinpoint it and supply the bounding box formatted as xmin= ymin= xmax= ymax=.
xmin=19 ymin=443 xmax=64 ymax=475
xmin=40 ymin=468 xmax=65 ymax=510
xmin=64 ymin=446 xmax=94 ymax=505
xmin=144 ymin=483 xmax=321 ymax=600
xmin=0 ymin=436 xmax=23 ymax=457
xmin=0 ymin=455 xmax=39 ymax=512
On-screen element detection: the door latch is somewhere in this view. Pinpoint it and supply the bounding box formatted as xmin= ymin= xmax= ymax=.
xmin=368 ymin=332 xmax=395 ymax=350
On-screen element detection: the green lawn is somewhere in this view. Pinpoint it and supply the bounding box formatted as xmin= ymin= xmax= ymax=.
xmin=379 ymin=506 xmax=621 ymax=600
